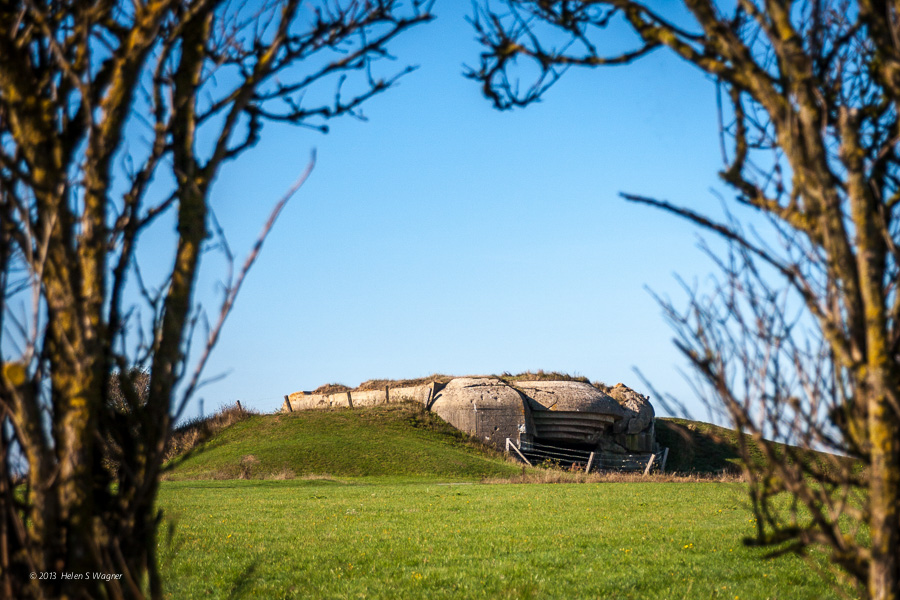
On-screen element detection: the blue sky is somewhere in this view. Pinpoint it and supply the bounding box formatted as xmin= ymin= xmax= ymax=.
xmin=178 ymin=2 xmax=731 ymax=418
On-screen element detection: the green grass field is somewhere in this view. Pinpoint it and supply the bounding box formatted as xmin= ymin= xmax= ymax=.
xmin=157 ymin=479 xmax=842 ymax=599
xmin=158 ymin=405 xmax=847 ymax=599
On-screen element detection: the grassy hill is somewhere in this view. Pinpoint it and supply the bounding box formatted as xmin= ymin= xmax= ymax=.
xmin=165 ymin=403 xmax=521 ymax=481
xmin=656 ymin=417 xmax=857 ymax=476
xmin=166 ymin=402 xmax=848 ymax=481
xmin=655 ymin=418 xmax=750 ymax=474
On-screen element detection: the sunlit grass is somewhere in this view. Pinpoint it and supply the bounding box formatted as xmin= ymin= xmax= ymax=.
xmin=157 ymin=480 xmax=843 ymax=599
xmin=164 ymin=404 xmax=521 ymax=481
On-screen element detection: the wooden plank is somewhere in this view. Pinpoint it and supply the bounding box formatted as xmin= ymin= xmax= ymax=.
xmin=284 ymin=394 xmax=292 ymax=412
xmin=585 ymin=451 xmax=595 ymax=474
xmin=506 ymin=438 xmax=532 ymax=466
xmin=643 ymin=453 xmax=657 ymax=476
xmin=660 ymin=447 xmax=670 ymax=473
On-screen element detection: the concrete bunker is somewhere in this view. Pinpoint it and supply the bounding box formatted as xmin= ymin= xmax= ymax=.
xmin=428 ymin=378 xmax=655 ymax=455
xmin=283 ymin=376 xmax=656 ymax=456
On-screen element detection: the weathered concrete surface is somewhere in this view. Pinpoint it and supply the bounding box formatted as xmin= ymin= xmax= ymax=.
xmin=512 ymin=381 xmax=627 ymax=414
xmin=283 ymin=377 xmax=657 ymax=454
xmin=607 ymin=383 xmax=655 ymax=434
xmin=606 ymin=383 xmax=655 ymax=453
xmin=286 ymin=391 xmax=351 ymax=410
xmin=349 ymin=389 xmax=388 ymax=407
xmin=389 ymin=385 xmax=432 ymax=404
xmin=285 ymin=386 xmax=432 ymax=411
xmin=429 ymin=378 xmax=525 ymax=446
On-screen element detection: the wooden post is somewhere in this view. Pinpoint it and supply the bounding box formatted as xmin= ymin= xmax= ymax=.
xmin=426 ymin=382 xmax=435 ymax=411
xmin=643 ymin=453 xmax=657 ymax=476
xmin=506 ymin=438 xmax=532 ymax=466
xmin=585 ymin=452 xmax=595 ymax=474
xmin=236 ymin=400 xmax=243 ymax=413
xmin=659 ymin=447 xmax=669 ymax=473
xmin=283 ymin=395 xmax=293 ymax=412
xmin=346 ymin=391 xmax=353 ymax=408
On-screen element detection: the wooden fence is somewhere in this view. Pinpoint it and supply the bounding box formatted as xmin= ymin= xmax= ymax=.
xmin=505 ymin=438 xmax=669 ymax=474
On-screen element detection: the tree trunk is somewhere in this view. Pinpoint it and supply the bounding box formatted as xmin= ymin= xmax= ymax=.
xmin=868 ymin=385 xmax=900 ymax=600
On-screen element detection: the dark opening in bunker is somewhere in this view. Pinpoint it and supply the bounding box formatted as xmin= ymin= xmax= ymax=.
xmin=519 ymin=404 xmax=626 ymax=466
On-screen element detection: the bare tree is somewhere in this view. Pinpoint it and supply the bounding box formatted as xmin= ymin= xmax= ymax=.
xmin=0 ymin=1 xmax=432 ymax=598
xmin=468 ymin=1 xmax=900 ymax=598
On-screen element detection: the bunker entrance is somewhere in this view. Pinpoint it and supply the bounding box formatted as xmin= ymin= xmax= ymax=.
xmin=519 ymin=409 xmax=622 ymax=468
xmin=530 ymin=410 xmax=617 ymax=446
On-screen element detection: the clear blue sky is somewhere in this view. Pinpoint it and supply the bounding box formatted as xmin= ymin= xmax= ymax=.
xmin=174 ymin=3 xmax=731 ymax=419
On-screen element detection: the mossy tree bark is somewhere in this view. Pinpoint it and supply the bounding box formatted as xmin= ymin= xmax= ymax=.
xmin=0 ymin=2 xmax=432 ymax=598
xmin=469 ymin=1 xmax=900 ymax=597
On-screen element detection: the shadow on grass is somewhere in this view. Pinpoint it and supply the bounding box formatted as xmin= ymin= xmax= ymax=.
xmin=226 ymin=562 xmax=259 ymax=600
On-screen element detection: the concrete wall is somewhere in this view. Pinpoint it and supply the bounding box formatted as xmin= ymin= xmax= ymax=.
xmin=284 ymin=385 xmax=434 ymax=412
xmin=350 ymin=389 xmax=389 ymax=407
xmin=428 ymin=378 xmax=525 ymax=447
xmin=285 ymin=391 xmax=352 ymax=410
xmin=389 ymin=385 xmax=433 ymax=405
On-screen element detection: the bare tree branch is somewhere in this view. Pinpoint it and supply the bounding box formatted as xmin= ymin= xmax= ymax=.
xmin=0 ymin=2 xmax=431 ymax=597
xmin=469 ymin=1 xmax=900 ymax=597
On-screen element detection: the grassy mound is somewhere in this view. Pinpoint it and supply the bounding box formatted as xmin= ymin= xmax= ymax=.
xmin=656 ymin=418 xmax=750 ymax=474
xmin=165 ymin=403 xmax=521 ymax=481
xmin=166 ymin=403 xmax=847 ymax=481
xmin=656 ymin=418 xmax=856 ymax=476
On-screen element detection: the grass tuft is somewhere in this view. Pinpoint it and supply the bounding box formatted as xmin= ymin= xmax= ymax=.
xmin=311 ymin=382 xmax=352 ymax=394
xmin=357 ymin=373 xmax=454 ymax=390
xmin=499 ymin=369 xmax=591 ymax=384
